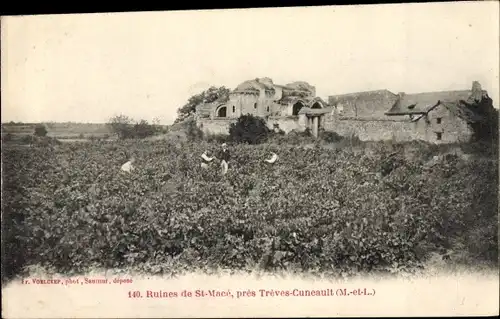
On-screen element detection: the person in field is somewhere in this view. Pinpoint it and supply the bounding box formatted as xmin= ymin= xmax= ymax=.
xmin=121 ymin=157 xmax=135 ymax=173
xmin=218 ymin=143 xmax=230 ymax=176
xmin=201 ymin=150 xmax=214 ymax=169
xmin=264 ymin=152 xmax=279 ymax=164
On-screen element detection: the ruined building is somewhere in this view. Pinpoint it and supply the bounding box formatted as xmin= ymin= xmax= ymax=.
xmin=195 ymin=78 xmax=496 ymax=144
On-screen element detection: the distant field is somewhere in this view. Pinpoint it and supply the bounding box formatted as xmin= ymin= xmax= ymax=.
xmin=2 ymin=122 xmax=171 ymax=140
xmin=1 ymin=122 xmax=113 ymax=139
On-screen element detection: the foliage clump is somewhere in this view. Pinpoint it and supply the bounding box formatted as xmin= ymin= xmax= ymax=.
xmin=229 ymin=114 xmax=271 ymax=145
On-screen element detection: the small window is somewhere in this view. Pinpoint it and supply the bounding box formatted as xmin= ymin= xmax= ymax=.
xmin=232 ymin=106 xmax=235 ymax=113
xmin=254 ymin=103 xmax=257 ymax=109
xmin=436 ymin=118 xmax=442 ymax=124
xmin=436 ymin=132 xmax=442 ymax=140
xmin=267 ymin=106 xmax=270 ymax=112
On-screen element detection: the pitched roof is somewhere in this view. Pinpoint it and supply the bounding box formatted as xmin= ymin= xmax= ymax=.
xmin=440 ymin=101 xmax=484 ymax=123
xmin=234 ymin=78 xmax=275 ymax=92
xmin=328 ymin=89 xmax=397 ymax=103
xmin=233 ymin=78 xmax=315 ymax=95
xmin=284 ymin=81 xmax=315 ymax=93
xmin=385 ymin=90 xmax=476 ymax=115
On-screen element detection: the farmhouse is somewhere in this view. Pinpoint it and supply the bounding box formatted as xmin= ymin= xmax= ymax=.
xmin=195 ymin=78 xmax=495 ymax=144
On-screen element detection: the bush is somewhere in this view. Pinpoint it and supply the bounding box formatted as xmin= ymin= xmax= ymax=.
xmin=107 ymin=115 xmax=157 ymax=139
xmin=229 ymin=114 xmax=271 ymax=145
xmin=134 ymin=120 xmax=156 ymax=139
xmin=2 ymin=133 xmax=13 ymax=142
xmin=205 ymin=133 xmax=229 ymax=143
xmin=33 ymin=124 xmax=48 ymax=137
xmin=319 ymin=130 xmax=343 ymax=143
xmin=20 ymin=135 xmax=35 ymax=144
xmin=182 ymin=118 xmax=204 ymax=141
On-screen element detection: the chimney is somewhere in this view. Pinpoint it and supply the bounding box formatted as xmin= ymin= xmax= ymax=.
xmin=472 ymin=81 xmax=482 ymax=91
xmin=470 ymin=81 xmax=483 ymax=103
xmin=397 ymin=92 xmax=405 ymax=103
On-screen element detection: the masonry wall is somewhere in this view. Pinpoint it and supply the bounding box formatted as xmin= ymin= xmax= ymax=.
xmin=198 ymin=110 xmax=474 ymax=143
xmin=322 ymin=112 xmax=473 ymax=143
xmin=197 ymin=118 xmax=236 ymax=135
xmin=197 ymin=116 xmax=305 ymax=135
xmin=267 ymin=116 xmax=305 ymax=133
xmin=323 ymin=116 xmax=413 ymax=141
xmin=329 ymin=90 xmax=399 ymax=120
xmin=226 ymin=92 xmax=281 ymax=118
xmin=417 ymin=105 xmax=475 ymax=144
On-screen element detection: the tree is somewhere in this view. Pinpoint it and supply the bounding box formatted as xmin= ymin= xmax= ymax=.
xmin=182 ymin=117 xmax=204 ymax=141
xmin=33 ymin=124 xmax=48 ymax=137
xmin=229 ymin=114 xmax=271 ymax=145
xmin=134 ymin=120 xmax=156 ymax=139
xmin=107 ymin=114 xmax=134 ymax=139
xmin=175 ymin=86 xmax=231 ymax=123
xmin=106 ymin=115 xmax=156 ymax=139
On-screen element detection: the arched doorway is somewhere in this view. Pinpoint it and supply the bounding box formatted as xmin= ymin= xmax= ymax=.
xmin=292 ymin=101 xmax=305 ymax=116
xmin=311 ymin=102 xmax=322 ymax=109
xmin=216 ymin=106 xmax=227 ymax=118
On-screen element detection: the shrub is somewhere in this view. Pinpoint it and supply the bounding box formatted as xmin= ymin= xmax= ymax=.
xmin=134 ymin=120 xmax=156 ymax=139
xmin=33 ymin=124 xmax=48 ymax=137
xmin=107 ymin=114 xmax=135 ymax=139
xmin=205 ymin=133 xmax=229 ymax=143
xmin=229 ymin=114 xmax=270 ymax=145
xmin=20 ymin=135 xmax=35 ymax=144
xmin=319 ymin=130 xmax=343 ymax=143
xmin=182 ymin=118 xmax=204 ymax=141
xmin=2 ymin=133 xmax=13 ymax=142
xmin=107 ymin=115 xmax=157 ymax=139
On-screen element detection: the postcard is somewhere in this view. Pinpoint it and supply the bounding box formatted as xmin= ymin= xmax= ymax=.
xmin=1 ymin=2 xmax=499 ymax=318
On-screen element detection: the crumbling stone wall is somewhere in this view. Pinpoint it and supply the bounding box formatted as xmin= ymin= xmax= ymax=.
xmin=329 ymin=90 xmax=399 ymax=120
xmin=197 ymin=112 xmax=474 ymax=143
xmin=226 ymin=93 xmax=285 ymax=118
xmin=267 ymin=116 xmax=305 ymax=133
xmin=322 ymin=111 xmax=474 ymax=143
xmin=197 ymin=116 xmax=305 ymax=136
xmin=415 ymin=105 xmax=474 ymax=143
xmin=323 ymin=115 xmax=413 ymax=141
xmin=197 ymin=118 xmax=236 ymax=135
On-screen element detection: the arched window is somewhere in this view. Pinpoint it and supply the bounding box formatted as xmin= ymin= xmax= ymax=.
xmin=311 ymin=102 xmax=322 ymax=109
xmin=232 ymin=105 xmax=235 ymax=113
xmin=216 ymin=106 xmax=227 ymax=118
xmin=292 ymin=102 xmax=305 ymax=115
xmin=266 ymin=106 xmax=270 ymax=112
xmin=254 ymin=103 xmax=257 ymax=109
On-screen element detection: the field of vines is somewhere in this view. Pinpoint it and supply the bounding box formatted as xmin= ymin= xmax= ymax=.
xmin=2 ymin=139 xmax=498 ymax=283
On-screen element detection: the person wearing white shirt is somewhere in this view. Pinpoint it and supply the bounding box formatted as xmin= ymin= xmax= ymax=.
xmin=121 ymin=157 xmax=135 ymax=173
xmin=264 ymin=152 xmax=278 ymax=164
xmin=201 ymin=151 xmax=214 ymax=169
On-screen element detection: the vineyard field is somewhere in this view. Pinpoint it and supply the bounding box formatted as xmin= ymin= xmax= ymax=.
xmin=2 ymin=139 xmax=498 ymax=283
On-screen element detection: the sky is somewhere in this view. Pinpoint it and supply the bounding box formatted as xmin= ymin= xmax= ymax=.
xmin=2 ymin=2 xmax=499 ymax=125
